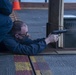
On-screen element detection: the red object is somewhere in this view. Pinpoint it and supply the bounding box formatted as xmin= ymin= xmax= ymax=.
xmin=13 ymin=0 xmax=21 ymax=10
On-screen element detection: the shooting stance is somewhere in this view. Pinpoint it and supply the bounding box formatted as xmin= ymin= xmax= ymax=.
xmin=1 ymin=20 xmax=59 ymax=55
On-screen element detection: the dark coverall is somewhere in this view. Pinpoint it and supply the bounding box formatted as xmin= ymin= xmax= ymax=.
xmin=2 ymin=34 xmax=47 ymax=55
xmin=0 ymin=0 xmax=13 ymax=42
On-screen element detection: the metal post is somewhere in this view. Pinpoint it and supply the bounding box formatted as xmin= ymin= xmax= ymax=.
xmin=46 ymin=0 xmax=64 ymax=48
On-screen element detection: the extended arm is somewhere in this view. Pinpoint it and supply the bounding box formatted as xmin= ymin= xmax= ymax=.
xmin=18 ymin=37 xmax=45 ymax=45
xmin=3 ymin=34 xmax=47 ymax=55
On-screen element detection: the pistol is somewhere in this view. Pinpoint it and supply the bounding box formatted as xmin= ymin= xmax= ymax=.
xmin=51 ymin=30 xmax=67 ymax=34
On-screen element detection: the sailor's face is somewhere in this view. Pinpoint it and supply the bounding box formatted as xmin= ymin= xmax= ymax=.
xmin=15 ymin=25 xmax=29 ymax=39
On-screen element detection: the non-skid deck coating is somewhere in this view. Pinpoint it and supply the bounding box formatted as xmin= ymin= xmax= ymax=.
xmin=0 ymin=55 xmax=34 ymax=75
xmin=0 ymin=54 xmax=76 ymax=75
xmin=30 ymin=55 xmax=76 ymax=75
xmin=0 ymin=55 xmax=16 ymax=75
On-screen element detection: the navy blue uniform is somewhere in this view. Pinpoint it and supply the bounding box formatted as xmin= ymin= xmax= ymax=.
xmin=2 ymin=34 xmax=47 ymax=55
xmin=0 ymin=0 xmax=13 ymax=42
xmin=0 ymin=0 xmax=12 ymax=16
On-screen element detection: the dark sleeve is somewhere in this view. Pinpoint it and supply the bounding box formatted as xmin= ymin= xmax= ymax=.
xmin=3 ymin=34 xmax=47 ymax=55
xmin=32 ymin=38 xmax=45 ymax=43
xmin=0 ymin=0 xmax=12 ymax=15
xmin=0 ymin=14 xmax=13 ymax=42
xmin=19 ymin=37 xmax=45 ymax=45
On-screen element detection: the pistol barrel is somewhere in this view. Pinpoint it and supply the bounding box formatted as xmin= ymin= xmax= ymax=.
xmin=51 ymin=30 xmax=67 ymax=34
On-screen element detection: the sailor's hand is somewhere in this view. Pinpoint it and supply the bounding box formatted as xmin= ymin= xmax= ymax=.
xmin=45 ymin=34 xmax=59 ymax=44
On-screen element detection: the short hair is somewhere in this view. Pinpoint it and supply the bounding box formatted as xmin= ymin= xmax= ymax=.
xmin=10 ymin=20 xmax=25 ymax=35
